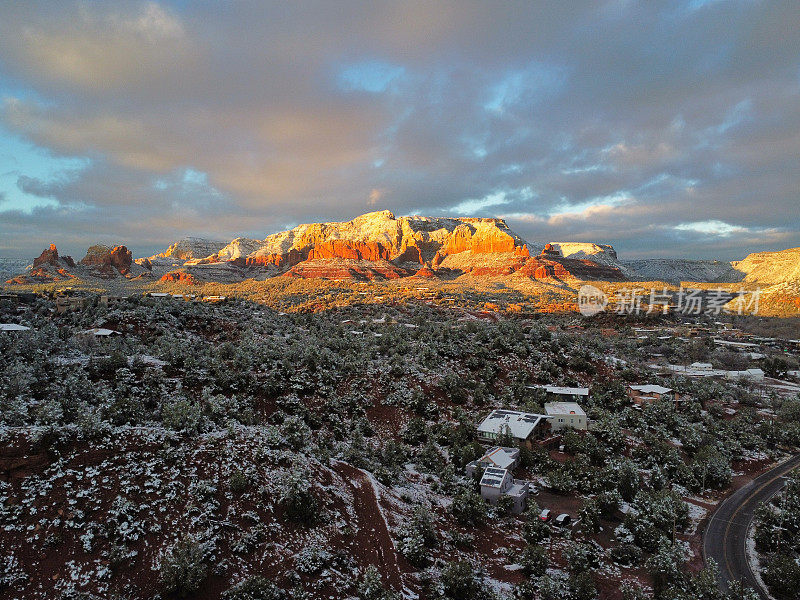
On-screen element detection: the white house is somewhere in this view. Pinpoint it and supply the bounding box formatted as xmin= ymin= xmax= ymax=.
xmin=479 ymin=467 xmax=529 ymax=513
xmin=477 ymin=409 xmax=549 ymax=448
xmin=466 ymin=446 xmax=520 ymax=477
xmin=544 ymin=402 xmax=587 ymax=431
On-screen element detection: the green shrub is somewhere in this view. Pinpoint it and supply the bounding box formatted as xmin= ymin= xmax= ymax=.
xmin=160 ymin=536 xmax=208 ymax=597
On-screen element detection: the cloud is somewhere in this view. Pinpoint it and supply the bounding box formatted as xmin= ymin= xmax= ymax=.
xmin=674 ymin=220 xmax=748 ymax=237
xmin=0 ymin=1 xmax=799 ymax=259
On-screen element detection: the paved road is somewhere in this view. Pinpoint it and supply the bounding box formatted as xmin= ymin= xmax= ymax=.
xmin=703 ymin=454 xmax=800 ymax=599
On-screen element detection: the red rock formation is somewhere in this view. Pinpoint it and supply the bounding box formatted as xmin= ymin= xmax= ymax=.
xmin=33 ymin=244 xmax=60 ymax=268
xmin=540 ymin=243 xmax=560 ymax=257
xmin=395 ymin=244 xmax=423 ymax=264
xmin=518 ymin=256 xmax=626 ymax=282
xmin=160 ymin=271 xmax=199 ymax=284
xmin=412 ymin=265 xmax=438 ymax=278
xmin=282 ymin=259 xmax=410 ymax=281
xmin=307 ymin=240 xmax=391 ymax=261
xmin=440 ymin=223 xmax=519 ymax=255
xmin=79 ymin=245 xmax=133 ymax=275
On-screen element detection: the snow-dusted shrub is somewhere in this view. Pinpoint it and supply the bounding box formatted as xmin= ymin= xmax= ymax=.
xmin=438 ymin=560 xmax=491 ymax=600
xmin=357 ymin=565 xmax=399 ymax=600
xmin=223 ymin=575 xmax=287 ymax=599
xmin=161 ymin=396 xmax=203 ymax=434
xmin=159 ymin=536 xmax=209 ymax=597
xmin=279 ymin=469 xmax=319 ymax=524
xmin=0 ymin=554 xmax=27 ymax=590
xmin=397 ymin=529 xmax=427 ymax=566
xmin=104 ymin=496 xmax=145 ymax=544
xmin=294 ymin=545 xmax=332 ymax=574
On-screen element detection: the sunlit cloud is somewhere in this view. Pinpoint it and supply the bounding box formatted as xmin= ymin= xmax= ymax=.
xmin=673 ymin=220 xmax=748 ymax=236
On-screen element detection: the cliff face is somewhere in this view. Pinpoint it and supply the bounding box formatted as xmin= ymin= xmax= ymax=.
xmin=135 ymin=211 xmax=632 ymax=283
xmin=217 ymin=211 xmax=532 ymax=268
xmin=156 ymin=238 xmax=227 ymax=261
xmin=732 ymin=247 xmax=800 ymax=285
xmin=621 ymin=259 xmax=743 ymax=283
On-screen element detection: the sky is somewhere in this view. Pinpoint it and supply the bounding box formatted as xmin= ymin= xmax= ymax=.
xmin=0 ymin=1 xmax=799 ymax=260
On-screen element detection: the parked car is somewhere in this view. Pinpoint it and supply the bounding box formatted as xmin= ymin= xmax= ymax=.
xmin=554 ymin=513 xmax=571 ymax=526
xmin=539 ymin=508 xmax=551 ymax=522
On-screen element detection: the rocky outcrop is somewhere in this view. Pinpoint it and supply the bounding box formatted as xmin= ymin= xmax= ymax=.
xmin=80 ymin=245 xmax=133 ymax=276
xmin=160 ymin=270 xmax=199 ymax=284
xmin=155 ymin=211 xmax=534 ymax=277
xmin=155 ymin=237 xmax=227 ymax=261
xmin=282 ymin=259 xmax=410 ymax=281
xmin=518 ymin=256 xmax=626 ymax=282
xmin=33 ymin=244 xmax=60 ymax=268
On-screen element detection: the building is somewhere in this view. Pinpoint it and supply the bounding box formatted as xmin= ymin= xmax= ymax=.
xmin=56 ymin=296 xmax=88 ymax=314
xmin=78 ymin=328 xmax=121 ymax=338
xmin=627 ymin=384 xmax=677 ymax=406
xmin=725 ymin=368 xmax=765 ymax=382
xmin=465 ymin=446 xmax=520 ymax=477
xmin=99 ymin=295 xmax=128 ymax=307
xmin=543 ymin=385 xmax=590 ymax=403
xmin=544 ymin=402 xmax=587 ymax=431
xmin=479 ymin=467 xmax=529 ymax=513
xmin=476 ymin=409 xmax=550 ymax=448
xmin=0 ymin=323 xmax=31 ymax=333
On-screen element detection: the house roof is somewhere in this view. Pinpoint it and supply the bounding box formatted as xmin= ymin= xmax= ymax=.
xmin=480 ymin=467 xmax=510 ymax=488
xmin=544 ymin=402 xmax=586 ymax=417
xmin=544 ymin=385 xmax=589 ymax=396
xmin=0 ymin=323 xmax=30 ymax=331
xmin=477 ymin=447 xmax=519 ymax=470
xmin=629 ymin=384 xmax=673 ymax=395
xmin=477 ymin=409 xmax=547 ymax=440
xmin=81 ymin=328 xmax=120 ymax=336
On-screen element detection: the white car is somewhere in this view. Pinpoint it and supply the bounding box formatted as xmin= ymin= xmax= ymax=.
xmin=554 ymin=513 xmax=571 ymax=527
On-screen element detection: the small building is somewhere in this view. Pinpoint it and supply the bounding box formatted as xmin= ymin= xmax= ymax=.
xmin=627 ymin=384 xmax=676 ymax=406
xmin=0 ymin=323 xmax=31 ymax=333
xmin=477 ymin=410 xmax=549 ymax=448
xmin=544 ymin=402 xmax=587 ymax=431
xmin=544 ymin=385 xmax=590 ymax=403
xmin=479 ymin=467 xmax=529 ymax=514
xmin=79 ymin=328 xmax=121 ymax=338
xmin=725 ymin=368 xmax=765 ymax=382
xmin=56 ymin=296 xmax=88 ymax=314
xmin=466 ymin=446 xmax=520 ymax=478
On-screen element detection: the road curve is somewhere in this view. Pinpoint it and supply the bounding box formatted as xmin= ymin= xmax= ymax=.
xmin=703 ymin=454 xmax=800 ymax=599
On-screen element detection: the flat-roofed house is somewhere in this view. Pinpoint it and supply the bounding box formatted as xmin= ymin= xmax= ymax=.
xmin=543 ymin=402 xmax=587 ymax=431
xmin=479 ymin=467 xmax=529 ymax=513
xmin=476 ymin=409 xmax=549 ymax=448
xmin=544 ymin=386 xmax=590 ymax=403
